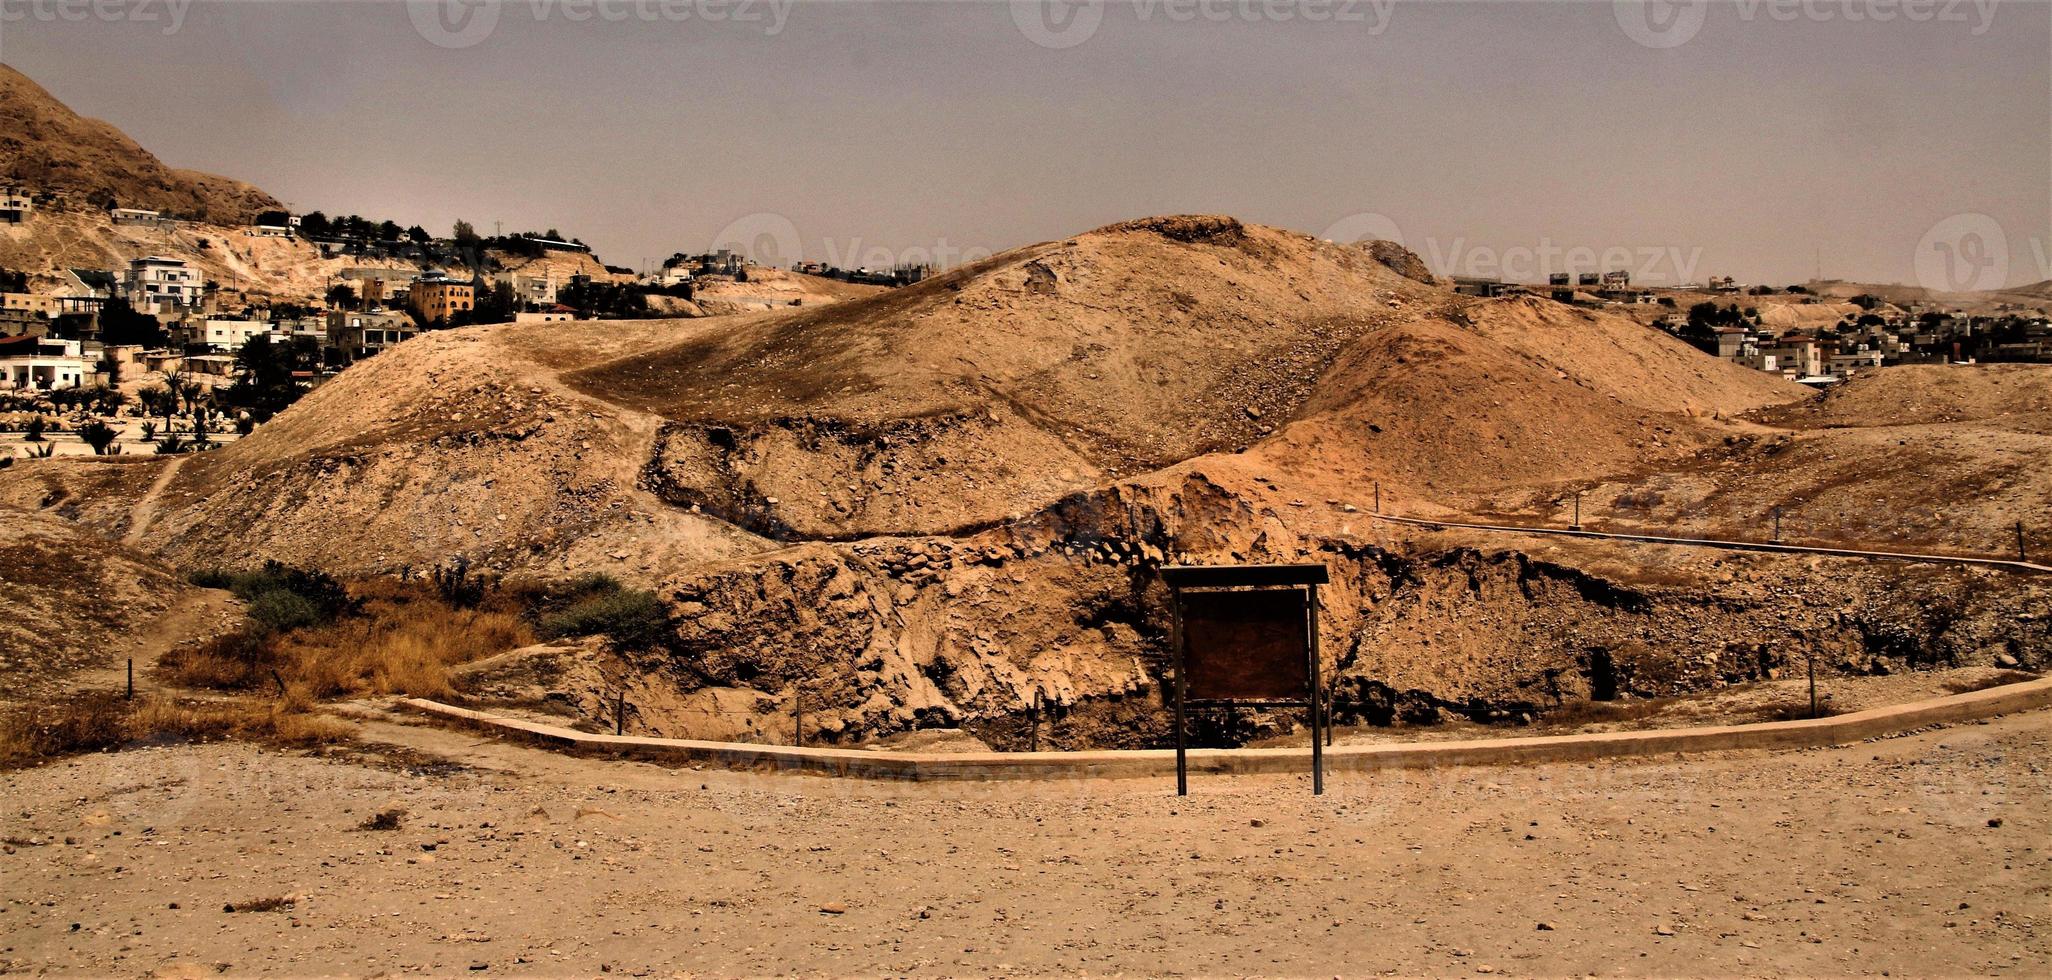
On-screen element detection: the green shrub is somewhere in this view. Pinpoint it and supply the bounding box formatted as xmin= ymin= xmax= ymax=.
xmin=537 ymin=585 xmax=669 ymax=650
xmin=246 ymin=590 xmax=322 ymax=636
xmin=189 ymin=561 xmax=357 ymax=632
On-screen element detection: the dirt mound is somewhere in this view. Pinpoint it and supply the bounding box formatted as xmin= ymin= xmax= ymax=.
xmin=1274 ymin=295 xmax=1801 ymax=493
xmin=2 ymin=320 xmax=770 ymax=580
xmin=0 ymin=506 xmax=188 ymax=696
xmin=0 ymin=65 xmax=277 ymax=223
xmin=1362 ymin=239 xmax=1439 ymax=285
xmin=1472 ymin=362 xmax=2052 ymax=558
xmin=687 ymin=268 xmax=887 ymax=316
xmin=578 ymin=216 xmax=1453 ymax=538
xmin=1776 ymin=363 xmax=2052 ymax=428
xmin=1753 ymin=301 xmax=1859 ymax=330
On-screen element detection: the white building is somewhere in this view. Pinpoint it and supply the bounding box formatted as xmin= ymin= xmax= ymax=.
xmin=0 ymin=335 xmax=89 ymax=390
xmin=125 ymin=256 xmax=204 ymax=312
xmin=1828 ymin=349 xmax=1884 ymax=377
xmin=0 ymin=189 xmax=31 ymax=224
xmin=508 ymin=273 xmax=558 ymax=307
xmin=193 ymin=318 xmax=274 ymax=351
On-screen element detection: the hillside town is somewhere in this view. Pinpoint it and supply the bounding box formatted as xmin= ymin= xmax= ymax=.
xmin=0 ymin=186 xmax=941 ymax=455
xmin=1453 ymin=269 xmax=2052 ymax=384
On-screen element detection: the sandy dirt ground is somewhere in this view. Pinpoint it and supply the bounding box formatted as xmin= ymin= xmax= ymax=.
xmin=2 ymin=704 xmax=2046 ymax=977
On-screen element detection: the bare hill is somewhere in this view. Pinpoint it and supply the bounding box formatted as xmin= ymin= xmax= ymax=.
xmin=0 ymin=64 xmax=277 ymax=223
xmin=583 ymin=216 xmax=1459 ymax=538
xmin=0 ymin=506 xmax=189 ymax=697
xmin=1778 ymin=363 xmax=2052 ymax=429
xmin=7 ymin=214 xmax=2043 ymax=748
xmin=1277 ymin=295 xmax=1799 ymax=493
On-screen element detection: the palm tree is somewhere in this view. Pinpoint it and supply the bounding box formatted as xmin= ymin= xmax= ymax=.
xmin=78 ymin=420 xmax=118 ymax=455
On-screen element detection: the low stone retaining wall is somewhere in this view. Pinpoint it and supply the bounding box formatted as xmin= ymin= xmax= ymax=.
xmin=399 ymin=675 xmax=2052 ymax=782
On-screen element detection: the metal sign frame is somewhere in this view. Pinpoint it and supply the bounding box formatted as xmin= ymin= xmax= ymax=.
xmin=1162 ymin=563 xmax=1330 ymax=796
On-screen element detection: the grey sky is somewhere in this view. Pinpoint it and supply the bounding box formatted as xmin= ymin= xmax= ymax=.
xmin=3 ymin=0 xmax=2047 ymax=287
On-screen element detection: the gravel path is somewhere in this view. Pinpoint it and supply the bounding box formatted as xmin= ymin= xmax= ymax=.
xmin=2 ymin=707 xmax=2046 ymax=977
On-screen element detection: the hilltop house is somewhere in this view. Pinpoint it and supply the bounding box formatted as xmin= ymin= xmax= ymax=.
xmin=1828 ymin=348 xmax=1884 ymax=376
xmin=0 ymin=189 xmax=31 ymax=224
xmin=0 ymin=333 xmax=89 ymax=390
xmin=513 ymin=306 xmax=576 ymax=324
xmin=0 ymin=293 xmax=58 ymax=317
xmin=61 ymin=269 xmax=116 ymax=313
xmin=342 ymin=268 xmax=416 ymax=309
xmin=408 ymin=272 xmax=474 ymax=324
xmin=326 ymin=310 xmax=417 ymax=360
xmin=109 ymin=207 xmax=162 ymax=226
xmin=1758 ymin=335 xmax=1823 ymax=378
xmin=124 ymin=256 xmax=204 ymax=313
xmin=177 ymin=317 xmax=272 ymax=352
xmin=506 ymin=272 xmax=558 ymax=307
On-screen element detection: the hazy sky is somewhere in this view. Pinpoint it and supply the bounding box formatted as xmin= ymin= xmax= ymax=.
xmin=2 ymin=0 xmax=2047 ymax=287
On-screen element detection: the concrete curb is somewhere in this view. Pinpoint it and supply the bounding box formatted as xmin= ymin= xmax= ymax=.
xmin=396 ymin=676 xmax=2052 ymax=782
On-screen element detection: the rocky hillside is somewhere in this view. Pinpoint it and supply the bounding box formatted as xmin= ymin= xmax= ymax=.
xmin=4 ymin=215 xmax=2044 ymax=748
xmin=0 ymin=64 xmax=277 ymax=223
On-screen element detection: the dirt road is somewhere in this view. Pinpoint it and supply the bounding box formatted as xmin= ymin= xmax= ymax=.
xmin=2 ymin=708 xmax=2046 ymax=976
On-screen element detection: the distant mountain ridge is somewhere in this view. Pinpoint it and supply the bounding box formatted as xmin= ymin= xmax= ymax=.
xmin=0 ymin=63 xmax=278 ymax=223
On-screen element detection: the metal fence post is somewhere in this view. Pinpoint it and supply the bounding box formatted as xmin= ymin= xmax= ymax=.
xmin=1807 ymin=651 xmax=1818 ymax=719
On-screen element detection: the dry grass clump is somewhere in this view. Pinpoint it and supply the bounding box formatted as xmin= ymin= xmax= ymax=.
xmin=0 ymin=691 xmax=356 ymax=770
xmin=163 ymin=573 xmax=535 ymax=701
xmin=222 ymin=895 xmax=297 ymax=913
xmin=357 ymin=807 xmax=406 ymax=831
